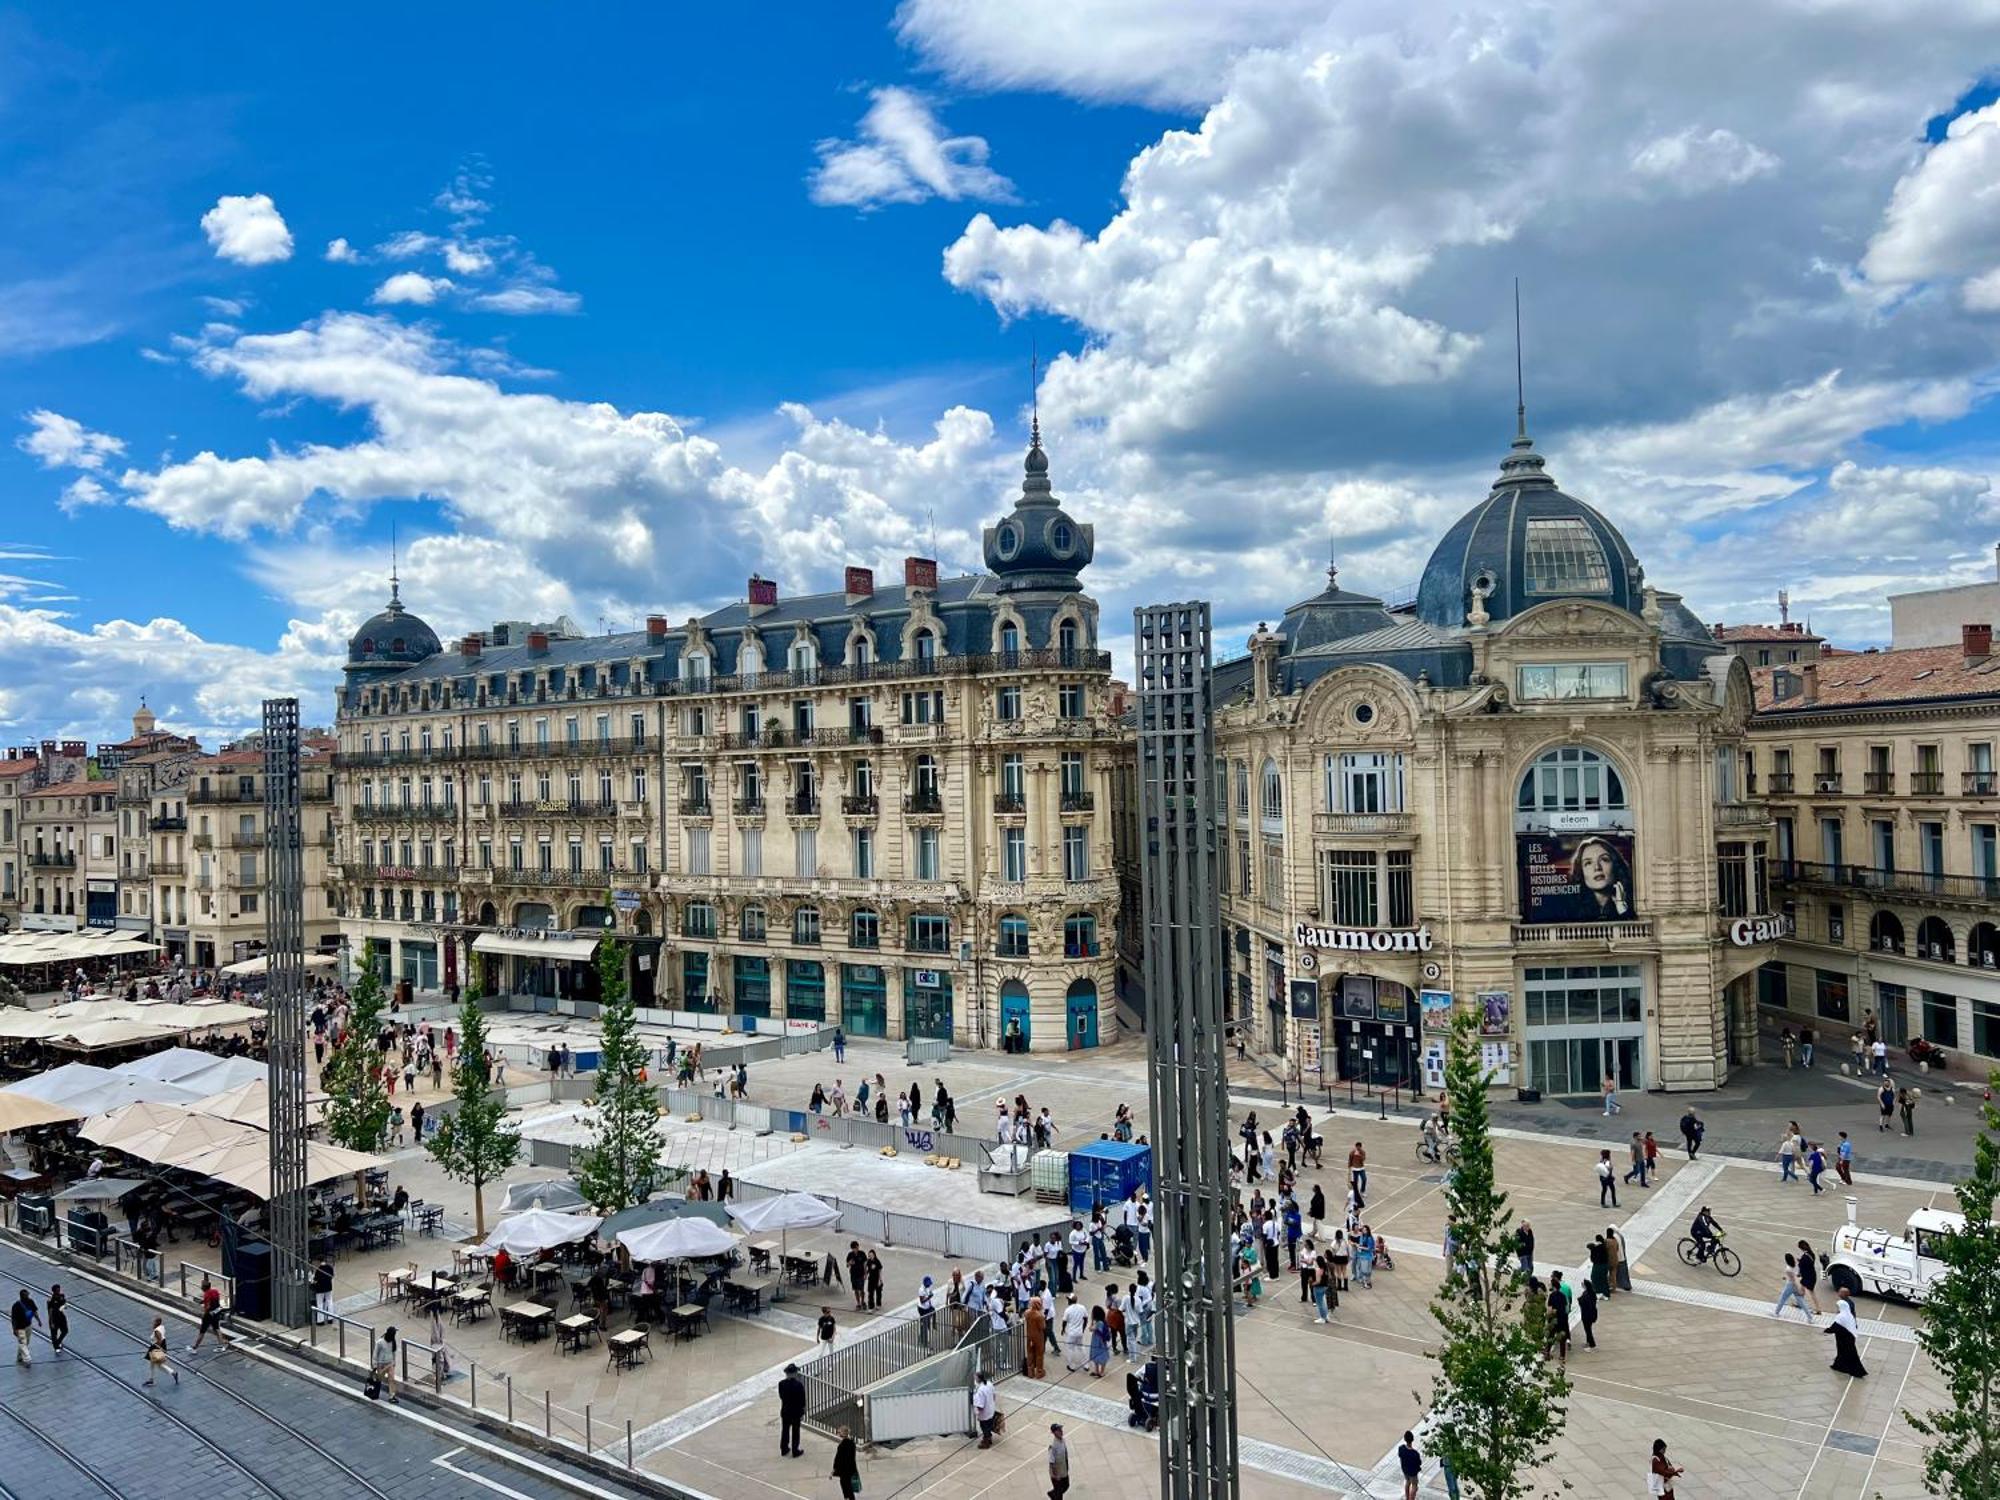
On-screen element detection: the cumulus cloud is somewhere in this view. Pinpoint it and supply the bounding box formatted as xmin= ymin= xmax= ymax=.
xmin=200 ymin=193 xmax=294 ymax=265
xmin=443 ymin=242 xmax=494 ymax=276
xmin=18 ymin=409 xmax=125 ymax=471
xmin=324 ymin=237 xmax=361 ymax=264
xmin=1863 ymin=99 xmax=2000 ymax=307
xmin=810 ymin=87 xmax=1014 ymax=208
xmin=58 ymin=476 xmax=113 ymax=514
xmin=1807 ymin=459 xmax=1997 ymax=549
xmin=1629 ymin=127 xmax=1779 ymax=193
xmin=372 ymin=272 xmax=452 ymax=306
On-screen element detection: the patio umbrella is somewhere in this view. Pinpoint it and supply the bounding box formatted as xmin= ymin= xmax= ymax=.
xmin=501 ymin=1178 xmax=589 ymax=1215
xmin=112 ymin=1047 xmax=221 ymax=1083
xmin=173 ymin=1137 xmax=386 ymax=1200
xmin=725 ymin=1193 xmax=840 ymax=1302
xmin=617 ymin=1215 xmax=739 ymax=1262
xmin=477 ymin=1206 xmax=603 ymax=1256
xmin=0 ymin=1090 xmax=82 ymax=1132
xmin=599 ymin=1196 xmax=732 ymax=1239
xmin=186 ymin=1078 xmax=328 ymax=1130
xmin=53 ymin=1178 xmax=148 ymax=1203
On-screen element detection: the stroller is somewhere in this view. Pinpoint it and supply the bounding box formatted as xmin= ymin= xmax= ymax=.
xmin=1111 ymin=1224 xmax=1139 ymax=1268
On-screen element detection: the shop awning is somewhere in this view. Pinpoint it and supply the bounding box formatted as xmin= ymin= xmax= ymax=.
xmin=220 ymin=953 xmax=337 ymax=976
xmin=471 ymin=933 xmax=601 ymax=962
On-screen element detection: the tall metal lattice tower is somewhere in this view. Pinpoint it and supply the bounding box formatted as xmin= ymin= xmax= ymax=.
xmin=1135 ymin=603 xmax=1240 ymax=1500
xmin=262 ymin=697 xmax=311 ymax=1327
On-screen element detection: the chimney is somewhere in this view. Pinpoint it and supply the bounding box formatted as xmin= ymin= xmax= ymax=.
xmin=1800 ymin=661 xmax=1818 ymax=704
xmin=459 ymin=635 xmax=482 ymax=659
xmin=904 ymin=556 xmax=938 ymax=592
xmin=747 ymin=574 xmax=778 ymax=617
xmin=1966 ymin=623 xmax=1992 ymax=665
xmin=844 ymin=566 xmax=875 ymax=606
xmin=527 ymin=630 xmax=550 ymax=655
xmin=646 ymin=615 xmax=668 ymax=642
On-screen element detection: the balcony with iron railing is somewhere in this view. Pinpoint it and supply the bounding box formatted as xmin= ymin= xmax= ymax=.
xmin=841 ymin=794 xmax=879 ymax=817
xmin=668 ymin=647 xmax=1114 ymax=697
xmin=1060 ymin=789 xmax=1095 ymax=813
xmin=354 ymin=802 xmax=460 ymax=822
xmin=149 ymin=814 xmax=187 ymax=832
xmin=1774 ymin=858 xmax=2000 ymax=905
xmin=496 ymin=799 xmax=619 ymax=819
xmin=679 ymin=795 xmax=712 ymax=816
xmin=992 ymin=793 xmax=1025 ymax=815
xmin=1863 ymin=771 xmax=1896 ymax=795
xmin=715 ymin=725 xmax=881 ymax=751
xmin=340 ymin=860 xmax=460 ymax=882
xmin=189 ymin=785 xmax=332 ymax=805
xmin=1767 ymin=773 xmax=1795 ymax=793
xmin=28 ymin=851 xmax=76 ymax=869
xmin=457 ymin=735 xmax=647 ymax=763
xmin=1967 ymin=771 xmax=1998 ymax=796
xmin=903 ymin=790 xmax=944 ymax=815
xmin=152 ymin=861 xmax=186 ymax=877
xmin=1811 ymin=772 xmax=1844 ymax=794
xmin=790 ymin=793 xmax=821 ymax=817
xmin=192 ymin=834 xmax=214 ymax=851
xmin=733 ymin=796 xmax=767 ymax=816
xmin=1912 ymin=771 xmax=1945 ymax=795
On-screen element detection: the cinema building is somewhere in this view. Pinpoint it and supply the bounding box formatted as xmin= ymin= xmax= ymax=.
xmin=1213 ymin=421 xmax=1778 ymax=1094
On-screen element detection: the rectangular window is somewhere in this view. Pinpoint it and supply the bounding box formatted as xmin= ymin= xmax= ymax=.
xmin=908 ymin=913 xmax=950 ymax=952
xmin=685 ymin=903 xmax=716 ymax=938
xmin=1815 ymin=969 xmax=1851 ymax=1024
xmin=1921 ymin=820 xmax=1945 ymax=881
xmin=1820 ymin=816 xmax=1844 ymax=868
xmin=996 ymin=685 xmax=1022 ymax=722
xmin=740 ymin=826 xmax=761 ymax=877
xmin=1321 ymin=850 xmax=1379 ymax=928
xmin=852 ymin=827 xmax=875 ymax=879
xmin=1065 ymin=826 xmax=1090 ymax=882
xmin=1826 ymin=902 xmax=1845 ymax=944
xmin=1974 ymin=824 xmax=1999 ymax=883
xmin=1387 ymin=849 xmax=1414 ymax=927
xmin=1327 ymin=752 xmax=1405 ymax=814
xmin=1258 ymin=838 xmax=1281 ymax=908
xmin=1716 ymin=841 xmax=1751 ymax=917
xmin=1237 ymin=836 xmax=1251 ymax=896
xmin=633 ymin=769 xmax=648 ymax=804
xmin=795 ymin=827 xmax=818 ymax=878
xmin=1972 ymin=999 xmax=2000 ymax=1061
xmin=851 ymin=910 xmax=880 ymax=948
xmin=631 ymin=841 xmax=648 ymax=874
xmin=914 ymin=827 xmax=940 ymax=881
xmin=567 ymin=839 xmax=584 ymax=874
xmin=1000 ymin=753 xmax=1025 ymax=803
xmin=1003 ymin=827 xmax=1027 ymax=883
xmin=1058 ymin=684 xmax=1084 ymax=719
xmin=741 ymin=906 xmax=767 ymax=941
xmin=688 ymin=827 xmax=712 ymax=876
xmin=900 ymin=691 xmax=944 ymax=725
xmin=1515 ymin=663 xmax=1629 ymax=701
xmin=598 ymin=839 xmax=614 ymax=872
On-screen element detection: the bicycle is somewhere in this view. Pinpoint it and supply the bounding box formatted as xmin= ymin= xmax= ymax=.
xmin=1675 ymin=1233 xmax=1740 ymax=1277
xmin=1414 ymin=1138 xmax=1459 ymax=1166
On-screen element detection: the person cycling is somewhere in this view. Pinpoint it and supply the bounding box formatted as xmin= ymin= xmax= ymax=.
xmin=1688 ymin=1206 xmax=1724 ymax=1262
xmin=1419 ymin=1117 xmax=1443 ymax=1163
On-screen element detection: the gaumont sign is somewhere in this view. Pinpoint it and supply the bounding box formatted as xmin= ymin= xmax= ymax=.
xmin=1726 ymin=914 xmax=1794 ymax=946
xmin=1294 ymin=924 xmax=1435 ymax=954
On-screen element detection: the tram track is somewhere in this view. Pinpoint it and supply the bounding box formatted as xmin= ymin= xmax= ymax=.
xmin=0 ymin=1395 xmax=122 ymax=1498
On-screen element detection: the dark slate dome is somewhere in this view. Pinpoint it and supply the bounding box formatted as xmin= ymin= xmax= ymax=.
xmin=1280 ymin=563 xmax=1401 ymax=652
xmin=1415 ymin=424 xmax=1641 ymax=630
xmin=347 ymin=579 xmax=441 ymax=669
xmin=983 ymin=420 xmax=1094 ymax=594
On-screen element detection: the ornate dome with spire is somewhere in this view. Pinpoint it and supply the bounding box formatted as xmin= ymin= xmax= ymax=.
xmin=346 ymin=570 xmax=441 ymax=671
xmin=1414 ymin=415 xmax=1641 ymax=631
xmin=983 ymin=417 xmax=1095 ymax=593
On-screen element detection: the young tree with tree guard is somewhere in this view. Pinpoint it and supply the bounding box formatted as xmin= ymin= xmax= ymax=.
xmin=575 ymin=937 xmax=662 ymax=1213
xmin=322 ymin=940 xmax=393 ymax=1153
xmin=425 ymin=991 xmax=519 ymax=1238
xmin=1908 ymin=1070 xmax=2000 ymax=1499
xmin=1422 ymin=1006 xmax=1570 ymax=1499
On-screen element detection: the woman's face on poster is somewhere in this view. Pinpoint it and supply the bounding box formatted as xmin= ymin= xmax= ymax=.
xmin=1578 ymin=842 xmax=1615 ymax=892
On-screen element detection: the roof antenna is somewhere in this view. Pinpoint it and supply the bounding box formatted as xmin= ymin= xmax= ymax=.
xmin=1513 ymin=277 xmax=1527 ymax=442
xmin=1030 ymin=337 xmax=1041 ymax=449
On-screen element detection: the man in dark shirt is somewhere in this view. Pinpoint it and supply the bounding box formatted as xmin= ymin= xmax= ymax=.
xmin=777 ymin=1362 xmax=806 ymax=1457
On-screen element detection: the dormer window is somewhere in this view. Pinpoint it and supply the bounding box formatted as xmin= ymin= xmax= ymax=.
xmin=359 ymin=638 xmax=374 ymax=654
xmin=913 ymin=630 xmax=937 ymax=663
xmin=1523 ymin=518 xmax=1611 ymax=595
xmin=1052 ymin=521 xmax=1074 ymax=552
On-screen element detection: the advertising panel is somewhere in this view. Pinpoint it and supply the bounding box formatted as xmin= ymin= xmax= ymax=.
xmin=1419 ymin=989 xmax=1454 ymax=1034
xmin=1477 ymin=990 xmax=1512 ymax=1037
xmin=1517 ymin=831 xmax=1638 ymax=924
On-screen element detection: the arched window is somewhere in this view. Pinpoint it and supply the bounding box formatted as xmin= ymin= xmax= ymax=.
xmin=681 ymin=649 xmax=710 ymax=684
xmin=1869 ymin=910 xmax=1904 ymax=954
xmin=912 ymin=629 xmax=937 ymax=663
xmin=997 ymin=913 xmax=1029 ymax=957
xmin=391 ymin=637 xmax=406 ymax=654
xmin=1916 ymin=916 xmax=1954 ymax=963
xmin=359 ymin=637 xmax=375 ymax=654
xmin=999 ymin=622 xmax=1021 ymax=659
xmin=1971 ymin=921 xmax=2000 ymax=969
xmin=1260 ymin=759 xmax=1283 ymax=822
xmin=789 ymin=638 xmax=818 ymax=676
xmin=1057 ymin=618 xmax=1079 ymax=663
xmin=1517 ymin=746 xmax=1627 ymax=815
xmin=1064 ymin=912 xmax=1098 ymax=958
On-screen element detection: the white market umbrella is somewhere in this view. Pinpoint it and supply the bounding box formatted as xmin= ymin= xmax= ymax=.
xmin=0 ymin=1091 xmax=82 ymax=1132
xmin=502 ymin=1178 xmax=589 ymax=1215
xmin=725 ymin=1193 xmax=840 ymax=1302
xmin=618 ymin=1215 xmax=739 ymax=1262
xmin=113 ymin=1047 xmax=222 ymax=1083
xmin=478 ymin=1207 xmax=603 ymax=1256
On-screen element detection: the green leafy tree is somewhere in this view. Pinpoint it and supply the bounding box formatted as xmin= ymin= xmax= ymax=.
xmin=425 ymin=995 xmax=519 ymax=1238
xmin=1908 ymin=1069 xmax=2000 ymax=1498
xmin=322 ymin=941 xmax=393 ymax=1152
xmin=575 ymin=938 xmax=662 ymax=1213
xmin=1422 ymin=1007 xmax=1570 ymax=1499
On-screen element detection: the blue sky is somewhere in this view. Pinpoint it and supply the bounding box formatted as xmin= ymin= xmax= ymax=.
xmin=4 ymin=2 xmax=2000 ymax=743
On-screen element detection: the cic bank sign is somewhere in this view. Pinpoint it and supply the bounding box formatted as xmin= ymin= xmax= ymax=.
xmin=1294 ymin=923 xmax=1436 ymax=955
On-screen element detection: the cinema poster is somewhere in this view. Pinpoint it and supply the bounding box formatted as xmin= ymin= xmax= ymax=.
xmin=1517 ymin=831 xmax=1638 ymax=924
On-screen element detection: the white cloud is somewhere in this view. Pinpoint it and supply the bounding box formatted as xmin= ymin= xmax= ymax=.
xmin=434 ymin=169 xmax=492 ymax=227
xmin=466 ymin=283 xmax=580 ymax=316
xmin=57 ymin=476 xmax=113 ymax=514
xmin=201 ymin=295 xmax=249 ymax=318
xmin=18 ymin=409 xmax=125 ymax=471
xmin=371 ymin=272 xmax=452 ymax=306
xmin=810 ymin=87 xmax=1014 ymax=209
xmin=1863 ymin=100 xmax=2000 ymax=307
xmin=443 ymin=241 xmax=493 ymax=276
xmin=324 ymin=237 xmax=361 ymax=264
xmin=1629 ymin=127 xmax=1779 ymax=193
xmin=199 ymin=193 xmax=294 ymax=266
xmin=377 ymin=231 xmax=440 ymax=260
xmin=1808 ymin=459 xmax=1996 ymax=549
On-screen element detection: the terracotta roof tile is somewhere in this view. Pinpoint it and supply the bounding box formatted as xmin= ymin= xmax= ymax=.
xmin=1751 ymin=644 xmax=2000 ymax=712
xmin=1713 ymin=623 xmax=1825 ymax=643
xmin=0 ymin=757 xmax=41 ymax=776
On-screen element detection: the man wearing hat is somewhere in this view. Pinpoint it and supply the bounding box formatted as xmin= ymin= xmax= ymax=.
xmin=1047 ymin=1423 xmax=1070 ymax=1500
xmin=777 ymin=1362 xmax=806 ymax=1457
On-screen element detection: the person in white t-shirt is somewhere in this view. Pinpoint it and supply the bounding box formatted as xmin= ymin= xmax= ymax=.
xmin=1060 ymin=1294 xmax=1089 ymax=1371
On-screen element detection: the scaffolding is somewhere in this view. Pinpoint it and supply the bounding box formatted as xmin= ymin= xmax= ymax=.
xmin=1135 ymin=602 xmax=1240 ymax=1500
xmin=262 ymin=697 xmax=311 ymax=1326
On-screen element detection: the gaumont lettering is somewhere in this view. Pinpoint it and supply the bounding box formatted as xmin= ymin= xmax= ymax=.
xmin=1727 ymin=914 xmax=1793 ymax=946
xmin=1294 ymin=924 xmax=1435 ymax=954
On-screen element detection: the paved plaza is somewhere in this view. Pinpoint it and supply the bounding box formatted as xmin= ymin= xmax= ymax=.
xmin=223 ymin=1025 xmax=1966 ymax=1500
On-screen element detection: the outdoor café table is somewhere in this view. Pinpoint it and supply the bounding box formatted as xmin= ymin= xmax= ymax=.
xmin=414 ymin=1204 xmax=445 ymax=1236
xmin=667 ymin=1303 xmax=708 ymax=1342
xmin=457 ymin=1248 xmax=494 ymax=1276
xmin=531 ymin=1261 xmax=563 ymax=1291
xmin=556 ymin=1314 xmax=598 ymax=1355
xmin=748 ymin=1241 xmax=778 ymax=1274
xmin=782 ymin=1254 xmax=819 ymax=1286
xmin=725 ymin=1278 xmax=773 ymax=1315
xmin=501 ymin=1302 xmax=554 ymax=1342
xmin=450 ymin=1286 xmax=491 ymax=1324
xmin=607 ymin=1327 xmax=650 ymax=1373
xmin=380 ymin=1267 xmax=413 ymax=1302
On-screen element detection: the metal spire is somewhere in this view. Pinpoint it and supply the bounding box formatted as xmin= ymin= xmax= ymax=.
xmin=1514 ymin=277 xmax=1527 ymax=443
xmin=1030 ymin=338 xmax=1042 ymax=451
xmin=389 ymin=523 xmax=401 ymax=606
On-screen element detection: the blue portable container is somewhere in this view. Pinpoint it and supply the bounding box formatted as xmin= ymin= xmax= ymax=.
xmin=1067 ymin=1140 xmax=1153 ymax=1213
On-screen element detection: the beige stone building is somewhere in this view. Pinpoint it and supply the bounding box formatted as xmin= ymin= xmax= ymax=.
xmin=177 ymin=745 xmax=339 ymax=969
xmin=0 ymin=752 xmax=36 ymax=931
xmin=1749 ymin=626 xmax=2000 ymax=1065
xmin=19 ymin=767 xmax=117 ymax=933
xmin=1212 ymin=423 xmax=1777 ymax=1094
xmin=327 ymin=431 xmax=1128 ymax=1051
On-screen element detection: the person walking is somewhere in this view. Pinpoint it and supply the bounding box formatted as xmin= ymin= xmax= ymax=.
xmin=1047 ymin=1423 xmax=1071 ymax=1500
xmin=10 ymin=1288 xmax=39 ymax=1365
xmin=817 ymin=1306 xmax=837 ymax=1356
xmin=777 ymin=1364 xmax=806 ymax=1457
xmin=1899 ymin=1085 xmax=1920 ymax=1136
xmin=190 ymin=1275 xmax=233 ymax=1351
xmin=1587 ymin=1235 xmax=1611 ymax=1297
xmin=865 ymin=1251 xmax=884 ymax=1312
xmin=1649 ymin=1439 xmax=1683 ymax=1499
xmin=1774 ymin=1254 xmax=1811 ymax=1320
xmin=1877 ymin=1079 xmax=1896 ymax=1132
xmin=831 ymin=1027 xmax=846 ymax=1065
xmin=1545 ymin=1276 xmax=1571 ymax=1365
xmin=1515 ymin=1222 xmax=1535 ymax=1277
xmin=972 ymin=1372 xmax=999 ymax=1448
xmin=1781 ymin=1028 xmax=1797 ymax=1069
xmin=1624 ymin=1132 xmax=1646 ymax=1186
xmin=832 ymin=1424 xmax=861 ymax=1496
xmin=1597 ymin=1149 xmax=1618 ymax=1208
xmin=1827 ymin=1294 xmax=1868 ymax=1377
xmin=144 ymin=1314 xmax=179 ymax=1387
xmin=1087 ymin=1306 xmax=1110 ymax=1376
xmin=1778 ymin=1128 xmax=1798 ymax=1183
xmin=1348 ymin=1141 xmax=1367 ymax=1197
xmin=1397 ymin=1431 xmax=1423 ymax=1500
xmin=1807 ymin=1140 xmax=1827 ymax=1195
xmin=1850 ymin=1029 xmax=1867 ymax=1073
xmin=1606 ymin=1227 xmax=1632 ymax=1292
xmin=1800 ymin=1024 xmax=1816 ymax=1069
xmin=1310 ymin=1254 xmax=1333 ymax=1324
xmin=845 ymin=1244 xmax=868 ymax=1311
xmin=46 ymin=1284 xmax=66 ymax=1355
xmin=1796 ymin=1240 xmax=1823 ymax=1314
xmin=1872 ymin=1036 xmax=1889 ymax=1076
xmin=1577 ymin=1278 xmax=1599 ymax=1348
xmin=1061 ymin=1294 xmax=1088 ymax=1372
xmin=1835 ymin=1131 xmax=1854 ymax=1185
xmin=1602 ymin=1074 xmax=1621 ymax=1116
xmin=1132 ymin=1271 xmax=1156 ymax=1351
xmin=1679 ymin=1108 xmax=1703 ymax=1159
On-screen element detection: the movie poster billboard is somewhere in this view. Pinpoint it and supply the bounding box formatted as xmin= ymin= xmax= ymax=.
xmin=1477 ymin=990 xmax=1511 ymax=1036
xmin=1289 ymin=980 xmax=1320 ymax=1020
xmin=1516 ymin=831 xmax=1638 ymax=924
xmin=1420 ymin=989 xmax=1454 ymax=1034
